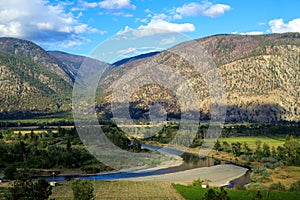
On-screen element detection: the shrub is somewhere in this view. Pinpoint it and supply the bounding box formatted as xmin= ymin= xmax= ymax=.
xmin=245 ymin=183 xmax=268 ymax=190
xmin=250 ymin=166 xmax=270 ymax=182
xmin=261 ymin=157 xmax=277 ymax=163
xmin=264 ymin=163 xmax=275 ymax=169
xmin=269 ymin=182 xmax=286 ymax=191
xmin=289 ymin=179 xmax=300 ymax=192
xmin=241 ymin=155 xmax=255 ymax=162
xmin=192 ymin=178 xmax=202 ymax=187
xmin=4 ymin=165 xmax=17 ymax=180
xmin=5 ymin=178 xmax=52 ymax=200
xmin=192 ymin=178 xmax=210 ymax=187
xmin=202 ymin=188 xmax=230 ymax=200
xmin=71 ymin=179 xmax=94 ymax=200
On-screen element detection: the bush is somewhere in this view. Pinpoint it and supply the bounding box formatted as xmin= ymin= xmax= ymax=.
xmin=71 ymin=179 xmax=94 ymax=200
xmin=202 ymin=188 xmax=230 ymax=200
xmin=289 ymin=179 xmax=300 ymax=192
xmin=261 ymin=157 xmax=277 ymax=163
xmin=264 ymin=163 xmax=275 ymax=169
xmin=192 ymin=178 xmax=211 ymax=187
xmin=5 ymin=178 xmax=52 ymax=200
xmin=245 ymin=183 xmax=268 ymax=190
xmin=269 ymin=182 xmax=286 ymax=191
xmin=241 ymin=155 xmax=255 ymax=162
xmin=4 ymin=165 xmax=17 ymax=180
xmin=250 ymin=166 xmax=270 ymax=182
xmin=192 ymin=178 xmax=202 ymax=187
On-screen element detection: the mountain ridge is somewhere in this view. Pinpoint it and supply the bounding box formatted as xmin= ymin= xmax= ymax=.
xmin=0 ymin=37 xmax=75 ymax=84
xmin=96 ymin=32 xmax=300 ymax=122
xmin=0 ymin=33 xmax=299 ymax=122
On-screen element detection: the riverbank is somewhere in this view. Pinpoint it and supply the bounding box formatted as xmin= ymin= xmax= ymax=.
xmin=120 ymin=164 xmax=249 ymax=187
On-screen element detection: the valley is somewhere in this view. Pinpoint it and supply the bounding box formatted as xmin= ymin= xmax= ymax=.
xmin=0 ymin=33 xmax=299 ymax=199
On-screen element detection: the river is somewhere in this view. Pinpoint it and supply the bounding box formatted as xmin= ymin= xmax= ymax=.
xmin=41 ymin=144 xmax=250 ymax=187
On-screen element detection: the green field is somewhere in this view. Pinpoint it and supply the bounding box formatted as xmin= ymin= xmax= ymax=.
xmin=218 ymin=137 xmax=286 ymax=149
xmin=172 ymin=184 xmax=300 ymax=200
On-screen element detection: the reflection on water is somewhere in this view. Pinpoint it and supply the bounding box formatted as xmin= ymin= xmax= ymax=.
xmin=226 ymin=170 xmax=251 ymax=188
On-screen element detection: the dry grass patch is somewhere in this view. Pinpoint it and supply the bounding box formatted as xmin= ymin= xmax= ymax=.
xmin=263 ymin=166 xmax=300 ymax=188
xmin=50 ymin=180 xmax=184 ymax=200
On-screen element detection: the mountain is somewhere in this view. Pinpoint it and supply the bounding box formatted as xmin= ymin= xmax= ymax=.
xmin=0 ymin=38 xmax=75 ymax=84
xmin=0 ymin=51 xmax=72 ymax=118
xmin=0 ymin=34 xmax=299 ymax=122
xmin=48 ymin=51 xmax=85 ymax=76
xmin=48 ymin=51 xmax=107 ymax=80
xmin=0 ymin=38 xmax=109 ymax=118
xmin=96 ymin=33 xmax=300 ymax=122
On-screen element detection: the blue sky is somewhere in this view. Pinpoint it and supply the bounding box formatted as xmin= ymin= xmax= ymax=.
xmin=0 ymin=0 xmax=299 ymax=62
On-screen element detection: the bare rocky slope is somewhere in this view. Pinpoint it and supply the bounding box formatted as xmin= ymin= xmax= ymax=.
xmin=97 ymin=33 xmax=300 ymax=122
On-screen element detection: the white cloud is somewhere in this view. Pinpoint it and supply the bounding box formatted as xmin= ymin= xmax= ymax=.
xmin=77 ymin=0 xmax=135 ymax=11
xmin=119 ymin=19 xmax=196 ymax=37
xmin=61 ymin=40 xmax=84 ymax=49
xmin=99 ymin=0 xmax=135 ymax=10
xmin=160 ymin=36 xmax=177 ymax=45
xmin=116 ymin=46 xmax=162 ymax=60
xmin=0 ymin=21 xmax=23 ymax=37
xmin=118 ymin=47 xmax=137 ymax=55
xmin=203 ymin=4 xmax=231 ymax=18
xmin=82 ymin=2 xmax=98 ymax=8
xmin=268 ymin=18 xmax=300 ymax=33
xmin=145 ymin=9 xmax=151 ymax=13
xmin=74 ymin=24 xmax=89 ymax=34
xmin=142 ymin=19 xmax=195 ymax=34
xmin=175 ymin=1 xmax=231 ymax=18
xmin=0 ymin=0 xmax=100 ymax=49
xmin=233 ymin=31 xmax=264 ymax=35
xmin=36 ymin=22 xmax=55 ymax=31
xmin=176 ymin=2 xmax=206 ymax=17
xmin=152 ymin=13 xmax=168 ymax=20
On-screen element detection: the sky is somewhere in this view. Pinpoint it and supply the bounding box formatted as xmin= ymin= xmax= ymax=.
xmin=0 ymin=0 xmax=300 ymax=62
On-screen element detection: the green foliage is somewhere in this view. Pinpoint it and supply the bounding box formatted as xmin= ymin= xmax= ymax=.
xmin=214 ymin=140 xmax=222 ymax=151
xmin=192 ymin=178 xmax=202 ymax=187
xmin=0 ymin=128 xmax=100 ymax=170
xmin=71 ymin=179 xmax=94 ymax=200
xmin=289 ymin=179 xmax=300 ymax=192
xmin=252 ymin=191 xmax=263 ymax=200
xmin=0 ymin=51 xmax=72 ymax=115
xmin=269 ymin=182 xmax=286 ymax=191
xmin=202 ymin=188 xmax=218 ymax=200
xmin=231 ymin=142 xmax=242 ymax=156
xmin=245 ymin=183 xmax=268 ymax=190
xmin=4 ymin=165 xmax=17 ymax=180
xmin=192 ymin=178 xmax=210 ymax=187
xmin=262 ymin=143 xmax=271 ymax=157
xmin=173 ymin=183 xmax=300 ymax=200
xmin=283 ymin=136 xmax=300 ymax=166
xmin=250 ymin=166 xmax=270 ymax=183
xmin=5 ymin=178 xmax=52 ymax=200
xmin=202 ymin=188 xmax=231 ymax=200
